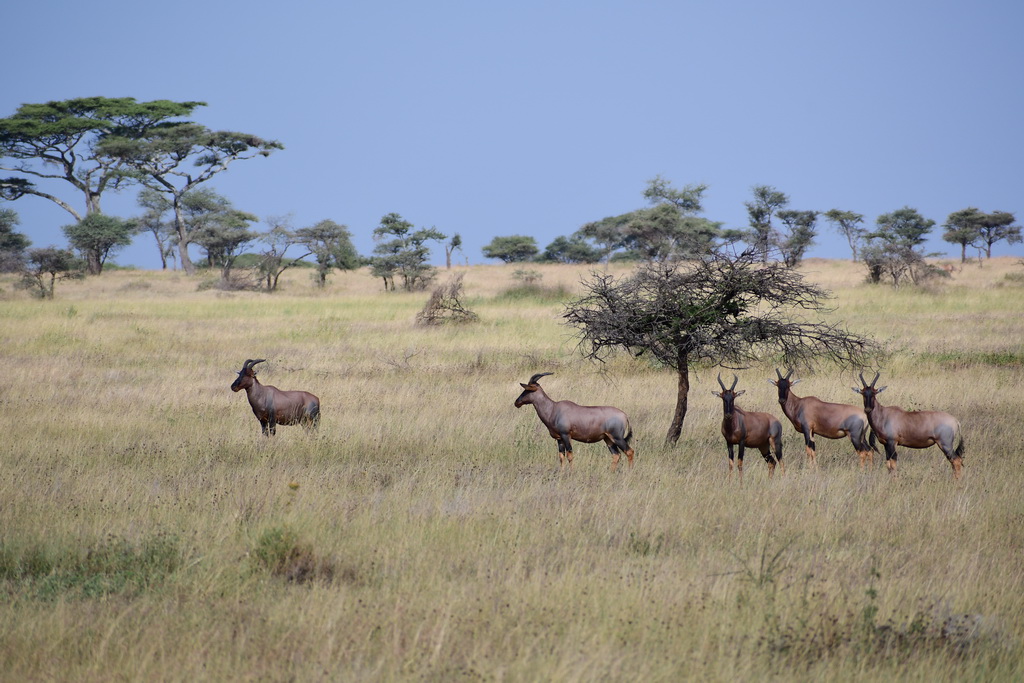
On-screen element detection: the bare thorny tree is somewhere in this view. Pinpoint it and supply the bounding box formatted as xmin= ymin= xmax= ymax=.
xmin=563 ymin=248 xmax=878 ymax=445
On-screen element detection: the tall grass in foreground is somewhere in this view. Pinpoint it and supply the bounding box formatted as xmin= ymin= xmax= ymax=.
xmin=0 ymin=259 xmax=1022 ymax=681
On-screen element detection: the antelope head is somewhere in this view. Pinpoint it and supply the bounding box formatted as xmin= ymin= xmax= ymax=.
xmin=231 ymin=358 xmax=266 ymax=392
xmin=852 ymin=371 xmax=887 ymax=413
xmin=515 ymin=372 xmax=553 ymax=408
xmin=712 ymin=373 xmax=745 ymax=414
xmin=768 ymin=368 xmax=800 ymax=404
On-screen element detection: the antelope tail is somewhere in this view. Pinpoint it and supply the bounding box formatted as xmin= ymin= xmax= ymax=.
xmin=954 ymin=434 xmax=965 ymax=461
xmin=624 ymin=421 xmax=634 ymax=446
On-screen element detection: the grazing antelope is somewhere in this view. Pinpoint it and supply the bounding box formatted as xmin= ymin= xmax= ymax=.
xmin=853 ymin=372 xmax=964 ymax=479
xmin=770 ymin=368 xmax=876 ymax=468
xmin=713 ymin=374 xmax=784 ymax=481
xmin=231 ymin=359 xmax=320 ymax=436
xmin=514 ymin=372 xmax=634 ymax=471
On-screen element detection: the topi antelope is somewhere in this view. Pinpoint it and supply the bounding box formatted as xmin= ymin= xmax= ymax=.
xmin=853 ymin=372 xmax=965 ymax=479
xmin=770 ymin=368 xmax=877 ymax=468
xmin=713 ymin=374 xmax=784 ymax=481
xmin=514 ymin=372 xmax=635 ymax=471
xmin=231 ymin=359 xmax=320 ymax=436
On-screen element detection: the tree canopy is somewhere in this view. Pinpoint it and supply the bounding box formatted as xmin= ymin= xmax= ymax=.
xmin=863 ymin=207 xmax=937 ymax=287
xmin=0 ymin=97 xmax=204 ymax=219
xmin=823 ymin=209 xmax=867 ymax=261
xmin=482 ymin=235 xmax=539 ymax=263
xmin=62 ymin=213 xmax=135 ymax=275
xmin=368 ymin=213 xmax=445 ymax=291
xmin=575 ymin=176 xmax=720 ymax=262
xmin=294 ymin=219 xmax=360 ymax=288
xmin=0 ymin=208 xmax=30 ymax=271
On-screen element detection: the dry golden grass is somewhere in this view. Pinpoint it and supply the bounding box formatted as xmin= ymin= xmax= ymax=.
xmin=1 ymin=258 xmax=1023 ymax=681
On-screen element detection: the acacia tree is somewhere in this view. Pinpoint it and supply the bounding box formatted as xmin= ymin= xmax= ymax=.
xmin=563 ymin=249 xmax=876 ymax=445
xmin=744 ymin=185 xmax=788 ymax=262
xmin=0 ymin=208 xmax=30 ymax=271
xmin=294 ymin=219 xmax=360 ymax=288
xmin=576 ymin=177 xmax=718 ymax=262
xmin=186 ymin=192 xmax=258 ymax=283
xmin=482 ymin=235 xmax=539 ymax=262
xmin=823 ymin=209 xmax=867 ymax=261
xmin=0 ymin=97 xmax=203 ymax=219
xmin=775 ymin=210 xmax=818 ymax=267
xmin=135 ymin=188 xmax=178 ymax=269
xmin=256 ymin=217 xmax=311 ymax=292
xmin=18 ymin=247 xmax=84 ymax=299
xmin=444 ymin=233 xmax=463 ymax=269
xmin=368 ymin=213 xmax=445 ymax=291
xmin=97 ymin=121 xmax=282 ymax=274
xmin=62 ymin=213 xmax=135 ymax=275
xmin=539 ymin=235 xmax=603 ymax=264
xmin=975 ymin=210 xmax=1020 ymax=258
xmin=863 ymin=207 xmax=937 ymax=287
xmin=942 ymin=207 xmax=983 ymax=263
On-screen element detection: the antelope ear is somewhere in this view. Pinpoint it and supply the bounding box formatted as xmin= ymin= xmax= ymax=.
xmin=852 ymin=387 xmax=860 ymax=393
xmin=520 ymin=383 xmax=529 ymax=389
xmin=768 ymin=379 xmax=777 ymax=386
xmin=735 ymin=390 xmax=746 ymax=397
xmin=712 ymin=391 xmax=722 ymax=397
xmin=877 ymin=386 xmax=887 ymax=393
xmin=791 ymin=379 xmax=801 ymax=386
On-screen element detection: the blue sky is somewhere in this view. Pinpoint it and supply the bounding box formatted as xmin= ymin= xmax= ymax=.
xmin=4 ymin=0 xmax=1023 ymax=268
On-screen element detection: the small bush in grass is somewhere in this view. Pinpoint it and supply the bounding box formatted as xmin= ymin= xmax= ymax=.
xmin=498 ymin=270 xmax=572 ymax=302
xmin=416 ymin=273 xmax=478 ymax=326
xmin=251 ymin=526 xmax=336 ymax=584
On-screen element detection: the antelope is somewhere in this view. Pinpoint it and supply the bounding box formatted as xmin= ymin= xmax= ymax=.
xmin=853 ymin=372 xmax=964 ymax=479
xmin=770 ymin=368 xmax=877 ymax=468
xmin=514 ymin=372 xmax=635 ymax=471
xmin=713 ymin=374 xmax=784 ymax=481
xmin=231 ymin=359 xmax=320 ymax=436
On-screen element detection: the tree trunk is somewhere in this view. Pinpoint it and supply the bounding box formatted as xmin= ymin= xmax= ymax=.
xmin=960 ymin=243 xmax=967 ymax=263
xmin=86 ymin=250 xmax=102 ymax=276
xmin=665 ymin=351 xmax=690 ymax=445
xmin=173 ymin=200 xmax=196 ymax=275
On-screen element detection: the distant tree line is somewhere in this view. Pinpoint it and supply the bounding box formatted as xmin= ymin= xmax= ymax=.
xmin=480 ymin=177 xmax=1021 ymax=288
xmin=2 ymin=98 xmax=1020 ymax=297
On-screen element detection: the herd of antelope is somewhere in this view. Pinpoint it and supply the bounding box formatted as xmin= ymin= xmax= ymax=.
xmin=231 ymin=360 xmax=964 ymax=480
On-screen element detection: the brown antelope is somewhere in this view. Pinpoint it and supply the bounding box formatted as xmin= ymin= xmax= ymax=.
xmin=231 ymin=359 xmax=320 ymax=436
xmin=514 ymin=372 xmax=635 ymax=471
xmin=853 ymin=372 xmax=964 ymax=479
xmin=713 ymin=374 xmax=784 ymax=481
xmin=770 ymin=368 xmax=877 ymax=468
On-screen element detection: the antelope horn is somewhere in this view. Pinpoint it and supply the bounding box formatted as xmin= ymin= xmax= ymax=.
xmin=859 ymin=371 xmax=867 ymax=387
xmin=731 ymin=374 xmax=739 ymax=391
xmin=527 ymin=372 xmax=553 ymax=385
xmin=870 ymin=371 xmax=880 ymax=387
xmin=717 ymin=373 xmax=727 ymax=391
xmin=784 ymin=368 xmax=794 ymax=380
xmin=775 ymin=368 xmax=783 ymax=380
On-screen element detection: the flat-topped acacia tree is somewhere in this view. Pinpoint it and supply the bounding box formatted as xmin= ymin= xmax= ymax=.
xmin=1 ymin=98 xmax=281 ymax=275
xmin=0 ymin=97 xmax=203 ymax=218
xmin=563 ymin=248 xmax=877 ymax=445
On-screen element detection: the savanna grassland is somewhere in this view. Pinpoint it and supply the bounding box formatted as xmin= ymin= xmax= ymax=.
xmin=1 ymin=258 xmax=1023 ymax=682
